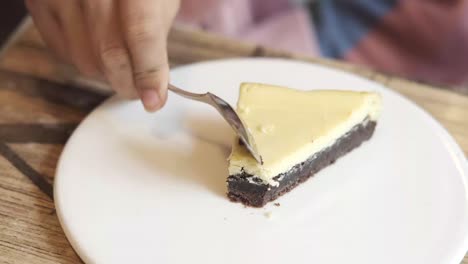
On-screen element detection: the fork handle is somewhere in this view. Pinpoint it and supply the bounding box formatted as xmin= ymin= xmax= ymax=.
xmin=168 ymin=84 xmax=210 ymax=103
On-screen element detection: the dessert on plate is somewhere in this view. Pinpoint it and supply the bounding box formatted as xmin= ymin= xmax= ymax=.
xmin=227 ymin=83 xmax=382 ymax=207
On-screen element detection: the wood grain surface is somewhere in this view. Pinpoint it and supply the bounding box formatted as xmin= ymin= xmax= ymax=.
xmin=0 ymin=21 xmax=467 ymax=263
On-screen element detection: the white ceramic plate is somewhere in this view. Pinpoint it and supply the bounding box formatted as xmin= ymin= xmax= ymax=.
xmin=55 ymin=58 xmax=468 ymax=264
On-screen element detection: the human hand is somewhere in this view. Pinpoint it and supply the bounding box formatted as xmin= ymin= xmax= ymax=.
xmin=26 ymin=0 xmax=180 ymax=111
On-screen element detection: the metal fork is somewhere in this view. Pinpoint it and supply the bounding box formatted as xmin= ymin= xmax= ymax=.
xmin=168 ymin=84 xmax=262 ymax=164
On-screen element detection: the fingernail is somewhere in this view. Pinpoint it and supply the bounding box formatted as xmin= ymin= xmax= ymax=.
xmin=158 ymin=88 xmax=168 ymax=106
xmin=141 ymin=89 xmax=161 ymax=112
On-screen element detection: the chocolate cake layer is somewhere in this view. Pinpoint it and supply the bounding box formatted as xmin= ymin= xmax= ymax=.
xmin=227 ymin=120 xmax=377 ymax=207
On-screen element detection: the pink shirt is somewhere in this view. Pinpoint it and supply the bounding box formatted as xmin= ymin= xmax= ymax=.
xmin=176 ymin=0 xmax=468 ymax=87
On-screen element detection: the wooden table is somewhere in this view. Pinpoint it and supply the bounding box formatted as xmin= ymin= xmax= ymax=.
xmin=0 ymin=20 xmax=467 ymax=264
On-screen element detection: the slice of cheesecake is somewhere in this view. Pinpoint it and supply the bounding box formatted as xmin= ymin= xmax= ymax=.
xmin=227 ymin=83 xmax=382 ymax=207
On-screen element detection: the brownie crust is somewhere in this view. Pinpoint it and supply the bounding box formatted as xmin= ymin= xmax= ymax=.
xmin=227 ymin=120 xmax=377 ymax=207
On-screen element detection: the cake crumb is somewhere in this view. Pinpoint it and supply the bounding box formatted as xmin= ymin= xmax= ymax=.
xmin=257 ymin=124 xmax=275 ymax=134
xmin=264 ymin=211 xmax=273 ymax=219
xmin=274 ymin=203 xmax=280 ymax=207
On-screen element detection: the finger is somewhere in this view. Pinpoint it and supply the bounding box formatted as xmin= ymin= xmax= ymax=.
xmin=56 ymin=0 xmax=100 ymax=77
xmin=83 ymin=0 xmax=137 ymax=98
xmin=119 ymin=0 xmax=170 ymax=112
xmin=25 ymin=0 xmax=68 ymax=62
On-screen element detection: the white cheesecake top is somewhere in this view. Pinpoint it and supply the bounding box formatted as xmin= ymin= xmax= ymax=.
xmin=228 ymin=83 xmax=382 ymax=186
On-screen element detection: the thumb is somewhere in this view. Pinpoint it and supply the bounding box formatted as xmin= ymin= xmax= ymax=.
xmin=119 ymin=0 xmax=171 ymax=112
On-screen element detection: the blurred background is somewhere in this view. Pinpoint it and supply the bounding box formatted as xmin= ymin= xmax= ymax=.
xmin=2 ymin=0 xmax=468 ymax=94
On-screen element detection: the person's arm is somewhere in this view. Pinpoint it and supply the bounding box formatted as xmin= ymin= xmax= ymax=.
xmin=25 ymin=0 xmax=180 ymax=112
